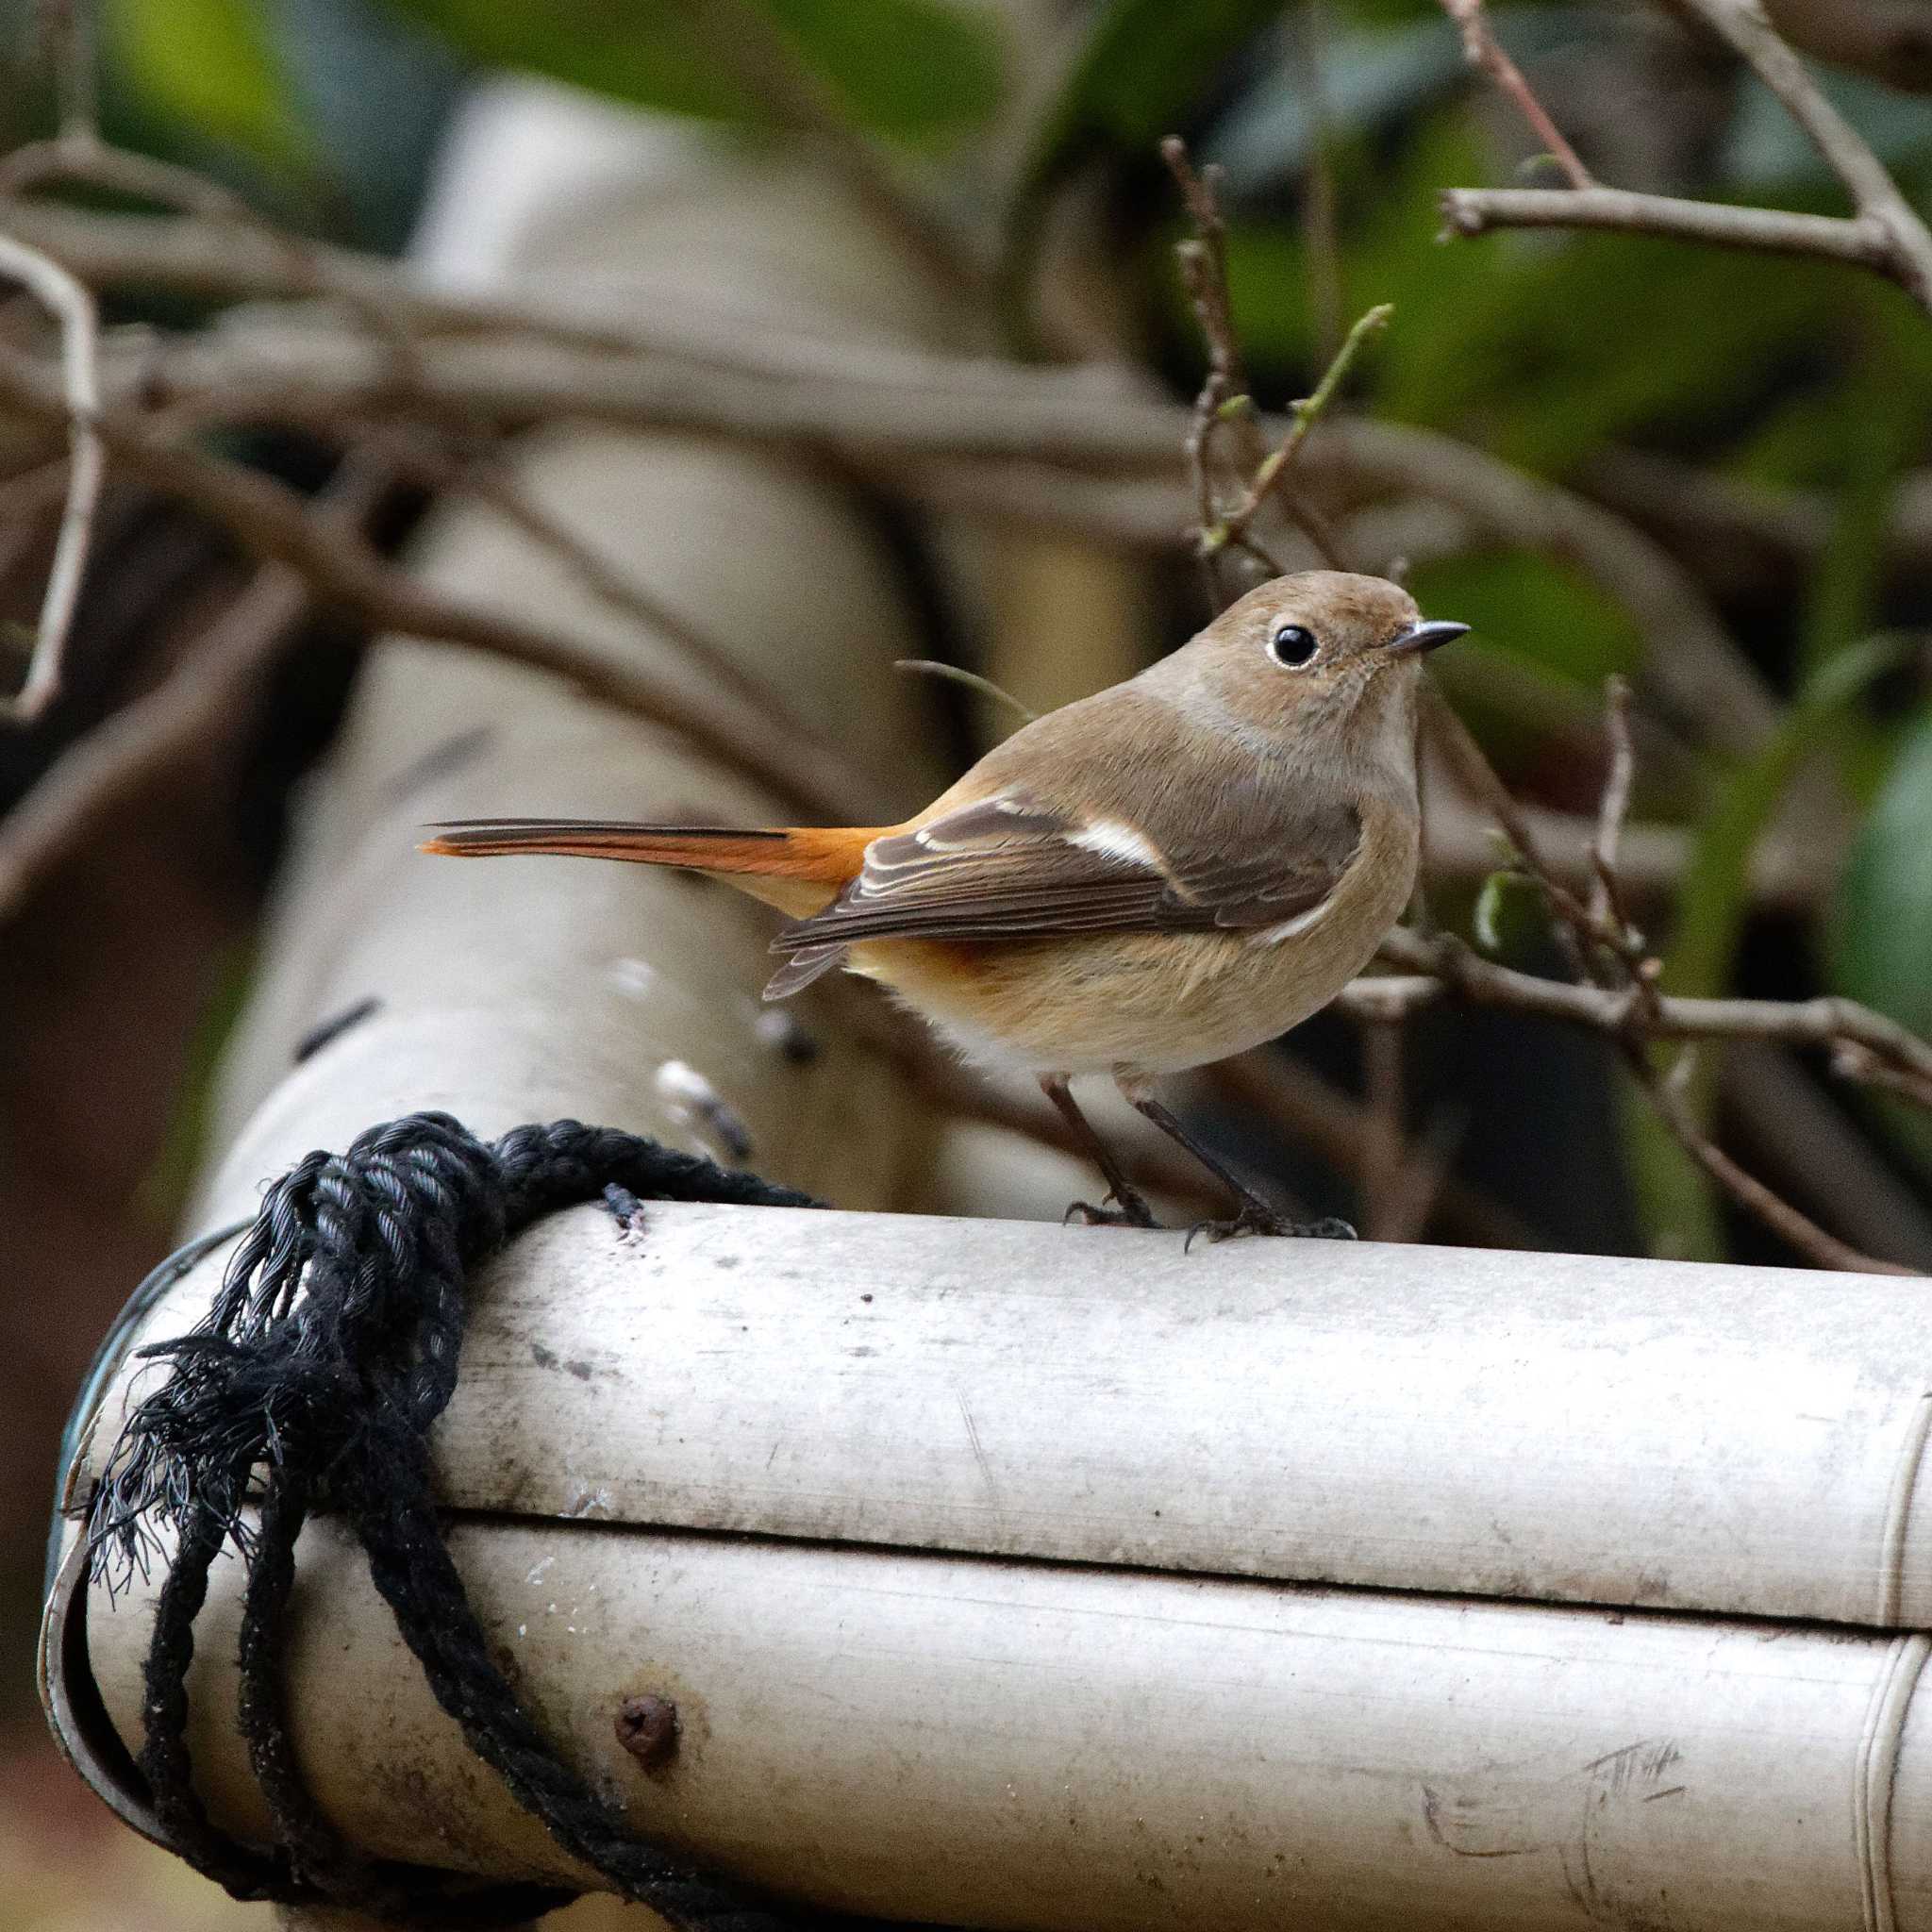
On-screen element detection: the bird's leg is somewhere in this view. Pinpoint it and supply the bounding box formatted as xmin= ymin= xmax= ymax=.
xmin=1115 ymin=1074 xmax=1356 ymax=1247
xmin=1039 ymin=1074 xmax=1162 ymax=1229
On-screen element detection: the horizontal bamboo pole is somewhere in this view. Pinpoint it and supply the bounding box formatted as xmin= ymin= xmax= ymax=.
xmin=73 ymin=1511 xmax=1932 ymax=1932
xmin=77 ymin=1198 xmax=1932 ymax=1634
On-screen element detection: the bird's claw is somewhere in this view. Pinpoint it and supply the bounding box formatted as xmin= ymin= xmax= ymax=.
xmin=1184 ymin=1205 xmax=1357 ymax=1250
xmin=1063 ymin=1194 xmax=1162 ymax=1230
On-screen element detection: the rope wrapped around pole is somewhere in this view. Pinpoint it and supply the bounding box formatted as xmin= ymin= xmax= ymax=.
xmin=88 ymin=1109 xmax=824 ymax=1929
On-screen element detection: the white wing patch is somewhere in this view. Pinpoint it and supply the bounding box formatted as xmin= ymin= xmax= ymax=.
xmin=1067 ymin=818 xmax=1162 ymax=868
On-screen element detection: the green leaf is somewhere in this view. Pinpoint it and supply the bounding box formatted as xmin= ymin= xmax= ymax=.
xmin=108 ymin=0 xmax=315 ymax=170
xmin=1632 ymin=640 xmax=1907 ymax=1261
xmin=1006 ymin=0 xmax=1283 ymax=270
xmin=1797 ymin=293 xmax=1932 ymax=684
xmin=1666 ymin=637 xmax=1907 ymax=1007
xmin=385 ymin=0 xmax=1003 ymax=147
xmin=1831 ymin=705 xmax=1932 ymax=1046
xmin=1473 ymin=869 xmax=1545 ymax=955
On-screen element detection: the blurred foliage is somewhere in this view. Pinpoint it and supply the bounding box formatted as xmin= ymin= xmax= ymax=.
xmin=78 ymin=0 xmax=1932 ymax=1257
xmin=108 ymin=0 xmax=314 ymax=172
xmin=1833 ymin=707 xmax=1932 ymax=1140
xmin=383 ymin=0 xmax=1004 ymax=147
xmin=1006 ymin=0 xmax=1285 ymax=264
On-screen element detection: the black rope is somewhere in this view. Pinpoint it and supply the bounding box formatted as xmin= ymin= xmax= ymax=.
xmin=88 ymin=1110 xmax=824 ymax=1927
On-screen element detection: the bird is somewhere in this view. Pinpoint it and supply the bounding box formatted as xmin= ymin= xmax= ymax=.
xmin=422 ymin=571 xmax=1467 ymax=1241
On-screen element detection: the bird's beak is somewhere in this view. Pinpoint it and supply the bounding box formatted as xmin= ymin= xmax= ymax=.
xmin=1391 ymin=619 xmax=1470 ymax=656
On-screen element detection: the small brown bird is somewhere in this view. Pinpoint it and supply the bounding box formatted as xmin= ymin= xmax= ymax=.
xmin=424 ymin=571 xmax=1465 ymax=1239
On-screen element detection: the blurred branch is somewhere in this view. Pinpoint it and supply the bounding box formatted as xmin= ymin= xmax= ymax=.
xmin=90 ymin=310 xmax=1771 ymax=749
xmin=0 ymin=342 xmax=877 ymax=823
xmin=0 ymin=193 xmax=1776 ymax=740
xmin=676 ymin=0 xmax=990 ymax=304
xmin=0 ymin=461 xmax=387 ymax=924
xmin=1722 ymin=1041 xmax=1932 ymax=1268
xmin=1760 ymin=0 xmax=1932 ymax=92
xmin=1204 ymin=1050 xmax=1540 ymax=1250
xmin=1437 ymin=0 xmax=1595 ymax=189
xmin=1444 ymin=0 xmax=1932 ymax=317
xmin=368 ymin=425 xmax=874 ymax=793
xmin=0 ymin=228 xmax=100 ymax=720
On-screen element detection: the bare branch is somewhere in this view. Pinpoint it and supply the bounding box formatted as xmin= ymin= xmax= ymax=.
xmin=1633 ymin=1046 xmax=1915 ymax=1274
xmin=1438 ymin=0 xmax=1595 ymax=190
xmin=1163 ymin=137 xmax=1352 ymax=590
xmin=1367 ymin=927 xmax=1932 ymax=1101
xmin=1440 ymin=184 xmax=1894 ymax=272
xmin=0 ymin=227 xmax=101 ymax=720
xmin=1444 ymin=1 xmax=1932 ymax=316
xmin=1162 ymin=138 xmax=1269 ymax=599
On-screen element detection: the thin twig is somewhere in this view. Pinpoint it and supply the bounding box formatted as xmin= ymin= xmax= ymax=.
xmin=893 ymin=659 xmax=1037 ymax=724
xmin=0 ymin=228 xmax=101 ymax=720
xmin=1633 ymin=1044 xmax=1915 ymax=1274
xmin=1162 ymin=138 xmax=1261 ymax=601
xmin=1439 ymin=0 xmax=1595 ymax=189
xmin=1589 ymin=674 xmax=1641 ymax=952
xmin=1211 ymin=302 xmax=1391 ymax=565
xmin=1164 ymin=139 xmax=1354 ymax=586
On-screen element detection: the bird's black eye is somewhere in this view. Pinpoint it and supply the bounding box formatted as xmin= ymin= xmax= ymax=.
xmin=1270 ymin=624 xmax=1319 ymax=668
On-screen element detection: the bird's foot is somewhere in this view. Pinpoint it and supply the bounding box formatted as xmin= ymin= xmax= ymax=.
xmin=1184 ymin=1203 xmax=1357 ymax=1250
xmin=1063 ymin=1191 xmax=1163 ymax=1230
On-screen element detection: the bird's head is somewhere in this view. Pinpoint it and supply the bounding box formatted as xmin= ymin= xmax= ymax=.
xmin=1165 ymin=570 xmax=1468 ymax=761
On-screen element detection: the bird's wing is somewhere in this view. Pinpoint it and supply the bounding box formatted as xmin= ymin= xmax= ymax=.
xmin=770 ymin=781 xmax=1360 ymax=957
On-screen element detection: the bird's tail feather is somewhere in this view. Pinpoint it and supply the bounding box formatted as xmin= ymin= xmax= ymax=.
xmin=419 ymin=818 xmax=875 ymax=916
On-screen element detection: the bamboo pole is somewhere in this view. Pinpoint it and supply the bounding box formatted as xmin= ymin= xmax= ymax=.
xmin=75 ymin=1198 xmax=1932 ymax=1635
xmin=70 ymin=1511 xmax=1932 ymax=1932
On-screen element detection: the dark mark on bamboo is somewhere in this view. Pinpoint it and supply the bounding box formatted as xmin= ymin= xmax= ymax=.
xmin=616 ymin=1694 xmax=679 ymax=1769
xmin=293 ymin=995 xmax=382 ymax=1064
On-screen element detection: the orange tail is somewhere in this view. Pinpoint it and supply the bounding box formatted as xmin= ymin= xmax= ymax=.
xmin=419 ymin=818 xmax=878 ymax=916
